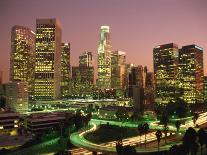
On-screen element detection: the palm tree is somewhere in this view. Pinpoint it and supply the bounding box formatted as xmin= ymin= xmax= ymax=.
xmin=192 ymin=112 xmax=199 ymax=127
xmin=197 ymin=128 xmax=207 ymax=155
xmin=155 ymin=130 xmax=162 ymax=152
xmin=163 ymin=126 xmax=169 ymax=144
xmin=143 ymin=123 xmax=149 ymax=148
xmin=175 ymin=120 xmax=181 ymax=133
xmin=137 ymin=124 xmax=144 ymax=147
xmin=169 ymin=145 xmax=179 ymax=155
xmin=183 ymin=127 xmax=198 ymax=155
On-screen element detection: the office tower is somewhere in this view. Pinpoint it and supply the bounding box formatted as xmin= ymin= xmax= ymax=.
xmin=126 ymin=64 xmax=144 ymax=97
xmin=72 ymin=66 xmax=94 ymax=96
xmin=10 ymin=25 xmax=35 ymax=97
xmin=5 ymin=81 xmax=28 ymax=114
xmin=153 ymin=43 xmax=179 ymax=104
xmin=79 ymin=51 xmax=93 ymax=67
xmin=61 ymin=43 xmax=71 ymax=98
xmin=35 ymin=19 xmax=62 ymax=100
xmin=111 ymin=51 xmax=126 ymax=89
xmin=72 ymin=52 xmax=94 ymax=97
xmin=97 ymin=26 xmax=112 ymax=89
xmin=145 ymin=72 xmax=155 ymax=106
xmin=178 ymin=45 xmax=204 ymax=104
xmin=204 ymin=76 xmax=207 ymax=101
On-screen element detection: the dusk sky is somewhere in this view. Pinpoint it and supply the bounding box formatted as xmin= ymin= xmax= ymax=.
xmin=0 ymin=0 xmax=207 ymax=82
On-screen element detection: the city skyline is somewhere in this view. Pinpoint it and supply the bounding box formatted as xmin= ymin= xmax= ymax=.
xmin=1 ymin=0 xmax=207 ymax=82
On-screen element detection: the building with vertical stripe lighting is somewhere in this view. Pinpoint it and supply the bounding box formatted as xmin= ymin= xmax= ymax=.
xmin=34 ymin=19 xmax=62 ymax=100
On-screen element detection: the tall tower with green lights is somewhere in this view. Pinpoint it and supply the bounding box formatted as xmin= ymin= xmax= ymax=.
xmin=97 ymin=26 xmax=112 ymax=89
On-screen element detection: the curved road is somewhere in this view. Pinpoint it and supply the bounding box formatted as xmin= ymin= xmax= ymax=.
xmin=70 ymin=112 xmax=207 ymax=154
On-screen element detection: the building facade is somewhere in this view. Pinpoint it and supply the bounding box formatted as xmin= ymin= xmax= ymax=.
xmin=10 ymin=25 xmax=35 ymax=97
xmin=153 ymin=43 xmax=179 ymax=104
xmin=61 ymin=43 xmax=71 ymax=98
xmin=0 ymin=111 xmax=19 ymax=133
xmin=97 ymin=26 xmax=112 ymax=89
xmin=79 ymin=51 xmax=93 ymax=67
xmin=34 ymin=19 xmax=62 ymax=100
xmin=5 ymin=82 xmax=28 ymax=114
xmin=204 ymin=76 xmax=207 ymax=102
xmin=111 ymin=51 xmax=126 ymax=89
xmin=178 ymin=45 xmax=204 ymax=104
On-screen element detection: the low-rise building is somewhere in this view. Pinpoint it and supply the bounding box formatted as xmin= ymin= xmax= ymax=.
xmin=0 ymin=110 xmax=19 ymax=134
xmin=23 ymin=112 xmax=66 ymax=133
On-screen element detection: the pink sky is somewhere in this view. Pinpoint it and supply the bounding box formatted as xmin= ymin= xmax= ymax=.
xmin=0 ymin=0 xmax=207 ymax=82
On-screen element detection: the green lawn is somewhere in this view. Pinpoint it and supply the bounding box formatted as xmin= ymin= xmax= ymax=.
xmin=84 ymin=124 xmax=139 ymax=144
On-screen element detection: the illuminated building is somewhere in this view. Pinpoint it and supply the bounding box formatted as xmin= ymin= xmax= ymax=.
xmin=153 ymin=43 xmax=179 ymax=104
xmin=97 ymin=26 xmax=112 ymax=89
xmin=204 ymin=76 xmax=207 ymax=101
xmin=23 ymin=112 xmax=66 ymax=133
xmin=0 ymin=111 xmax=19 ymax=132
xmin=178 ymin=45 xmax=204 ymax=104
xmin=72 ymin=67 xmax=94 ymax=97
xmin=72 ymin=52 xmax=94 ymax=97
xmin=111 ymin=51 xmax=126 ymax=89
xmin=145 ymin=72 xmax=155 ymax=106
xmin=5 ymin=81 xmax=28 ymax=114
xmin=79 ymin=51 xmax=93 ymax=67
xmin=127 ymin=64 xmax=146 ymax=97
xmin=34 ymin=19 xmax=62 ymax=100
xmin=10 ymin=25 xmax=35 ymax=97
xmin=61 ymin=43 xmax=71 ymax=98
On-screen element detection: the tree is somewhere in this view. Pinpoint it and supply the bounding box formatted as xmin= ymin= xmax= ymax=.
xmin=197 ymin=128 xmax=207 ymax=155
xmin=169 ymin=145 xmax=179 ymax=155
xmin=183 ymin=127 xmax=198 ymax=155
xmin=143 ymin=123 xmax=149 ymax=148
xmin=175 ymin=120 xmax=181 ymax=133
xmin=160 ymin=114 xmax=169 ymax=144
xmin=192 ymin=112 xmax=199 ymax=127
xmin=163 ymin=126 xmax=169 ymax=144
xmin=74 ymin=110 xmax=83 ymax=130
xmin=137 ymin=124 xmax=144 ymax=147
xmin=155 ymin=130 xmax=162 ymax=152
xmin=116 ymin=140 xmax=123 ymax=155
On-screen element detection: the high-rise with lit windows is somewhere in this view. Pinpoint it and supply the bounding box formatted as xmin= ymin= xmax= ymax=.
xmin=178 ymin=45 xmax=204 ymax=104
xmin=34 ymin=19 xmax=62 ymax=100
xmin=153 ymin=43 xmax=179 ymax=104
xmin=79 ymin=51 xmax=93 ymax=67
xmin=72 ymin=52 xmax=94 ymax=97
xmin=111 ymin=51 xmax=126 ymax=89
xmin=204 ymin=76 xmax=207 ymax=101
xmin=61 ymin=43 xmax=71 ymax=98
xmin=10 ymin=25 xmax=35 ymax=97
xmin=97 ymin=26 xmax=112 ymax=89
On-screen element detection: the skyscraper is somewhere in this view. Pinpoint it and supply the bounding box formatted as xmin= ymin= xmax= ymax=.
xmin=178 ymin=45 xmax=204 ymax=104
xmin=61 ymin=43 xmax=71 ymax=98
xmin=72 ymin=52 xmax=94 ymax=97
xmin=97 ymin=26 xmax=112 ymax=89
xmin=204 ymin=76 xmax=207 ymax=102
xmin=127 ymin=64 xmax=146 ymax=98
xmin=10 ymin=25 xmax=35 ymax=97
xmin=34 ymin=19 xmax=62 ymax=100
xmin=79 ymin=51 xmax=93 ymax=67
xmin=111 ymin=51 xmax=126 ymax=89
xmin=153 ymin=43 xmax=179 ymax=104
